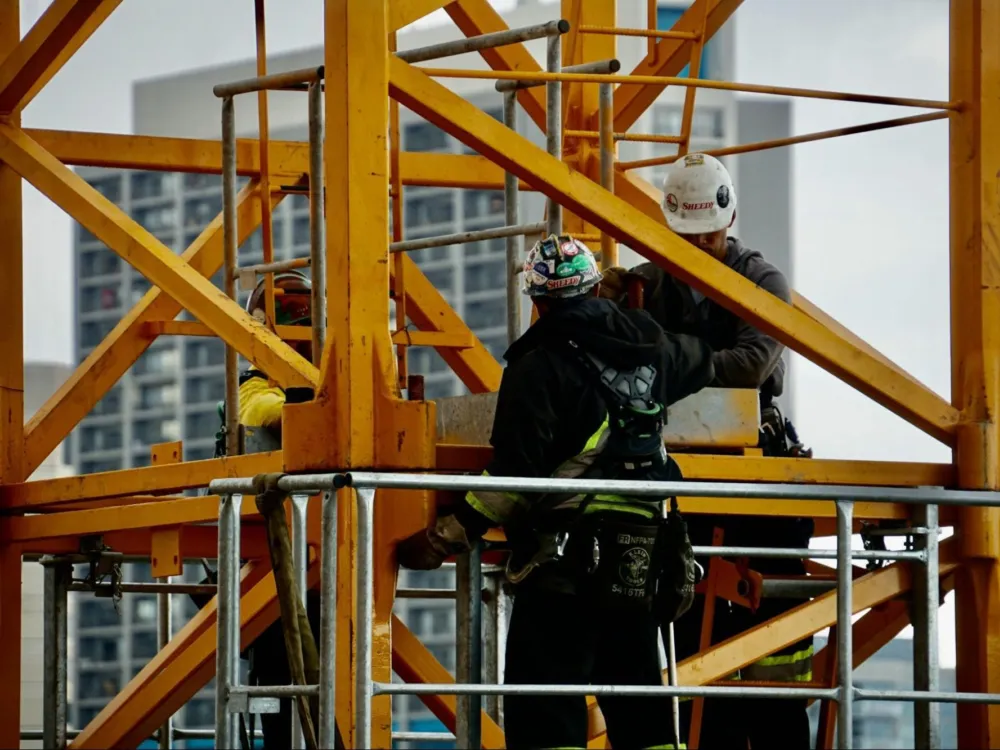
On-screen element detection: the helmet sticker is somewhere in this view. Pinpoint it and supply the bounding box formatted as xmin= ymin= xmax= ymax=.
xmin=683 ymin=153 xmax=705 ymax=167
xmin=541 ymin=240 xmax=558 ymax=259
xmin=555 ymin=261 xmax=577 ymax=278
xmin=560 ymin=240 xmax=580 ymax=257
xmin=547 ymin=276 xmax=581 ymax=290
xmin=717 ymin=185 xmax=731 ymax=208
xmin=683 ymin=201 xmax=714 ymax=211
xmin=533 ymin=262 xmax=551 ymax=275
xmin=665 ymin=193 xmax=679 ymax=213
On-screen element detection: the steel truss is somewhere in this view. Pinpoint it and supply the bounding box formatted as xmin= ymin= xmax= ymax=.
xmin=0 ymin=1 xmax=996 ymax=749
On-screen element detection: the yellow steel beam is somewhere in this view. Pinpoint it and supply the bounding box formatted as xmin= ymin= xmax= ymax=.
xmin=0 ymin=0 xmax=122 ymax=114
xmin=388 ymin=59 xmax=960 ymax=444
xmin=31 ymin=128 xmax=529 ymax=191
xmin=22 ymin=179 xmax=282 ymax=477
xmin=18 ymin=525 xmax=270 ymax=561
xmin=586 ymin=541 xmax=960 ymax=742
xmin=391 ymin=0 xmax=456 ymax=32
xmin=392 ymin=614 xmax=506 ymax=748
xmin=0 ymin=451 xmax=282 ymax=511
xmin=0 ymin=3 xmax=22 ymax=743
xmin=445 ymin=0 xmax=548 ymax=129
xmin=950 ymin=1 xmax=1000 ymax=745
xmin=71 ymin=561 xmax=309 ymax=749
xmin=3 ymin=495 xmax=259 ymax=542
xmin=609 ymin=0 xmax=744 ymax=133
xmin=0 ymin=126 xmax=318 ymax=390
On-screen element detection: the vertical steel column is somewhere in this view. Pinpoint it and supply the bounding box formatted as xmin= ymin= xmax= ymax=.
xmin=598 ymin=81 xmax=617 ymax=269
xmin=666 ymin=623 xmax=681 ymax=747
xmin=355 ymin=489 xmax=376 ymax=750
xmin=221 ymin=97 xmax=240 ymax=457
xmin=483 ymin=571 xmax=508 ymax=725
xmin=42 ymin=558 xmax=69 ymax=750
xmin=545 ymin=32 xmax=562 ymax=236
xmin=215 ymin=493 xmax=242 ymax=749
xmin=318 ymin=491 xmax=339 ymax=749
xmin=456 ymin=543 xmax=483 ymax=747
xmin=503 ymin=90 xmax=521 ymax=346
xmin=836 ymin=500 xmax=854 ymax=750
xmin=307 ymin=80 xmax=327 ymax=360
xmin=157 ymin=581 xmax=173 ymax=750
xmin=913 ymin=504 xmax=941 ymax=749
xmin=291 ymin=495 xmax=309 ymax=750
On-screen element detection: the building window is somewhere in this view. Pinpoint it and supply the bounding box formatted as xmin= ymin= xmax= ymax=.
xmin=92 ymin=387 xmax=122 ymax=416
xmin=184 ymin=173 xmax=221 ymax=191
xmin=480 ymin=334 xmax=508 ymax=361
xmin=134 ymin=203 xmax=178 ymax=234
xmin=132 ymin=596 xmax=157 ymax=624
xmin=292 ymin=215 xmax=311 ymax=247
xmin=184 ymin=195 xmax=223 ymax=228
xmin=422 ymin=266 xmax=454 ymax=294
xmin=405 ymin=120 xmax=449 ymax=152
xmin=652 ymin=105 xmax=723 ymax=140
xmin=80 ymin=425 xmax=123 ymax=453
xmin=134 ymin=347 xmax=178 ymax=377
xmin=187 ymin=339 xmax=225 ymax=369
xmin=132 ymin=172 xmax=177 ymax=201
xmin=423 ymin=379 xmax=454 ymax=400
xmin=78 ymin=599 xmax=120 ymax=628
xmin=133 ymin=417 xmax=181 ymax=447
xmin=186 ymin=409 xmax=221 ymax=440
xmin=187 ymin=374 xmax=225 ymax=404
xmin=77 ymin=225 xmax=100 ymax=246
xmin=406 ymin=193 xmax=454 ymax=227
xmin=465 ymin=260 xmax=505 ymax=294
xmin=79 ymin=669 xmax=120 ymax=698
xmin=80 ymin=285 xmax=121 ymax=313
xmin=462 ymin=190 xmax=504 ymax=220
xmin=81 ymin=457 xmax=122 ymax=474
xmin=464 ymin=298 xmax=505 ymax=330
xmin=80 ymin=249 xmax=121 ymax=278
xmin=78 ymin=636 xmax=118 ymax=665
xmin=409 ymin=348 xmax=450 ymax=375
xmin=185 ymin=699 xmax=215 ymax=728
xmin=136 ymin=382 xmax=179 ymax=411
xmin=656 ymin=6 xmax=717 ymax=79
xmin=132 ymin=631 xmax=159 ymax=660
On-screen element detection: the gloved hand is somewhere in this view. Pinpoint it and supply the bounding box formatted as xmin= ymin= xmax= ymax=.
xmin=599 ymin=265 xmax=647 ymax=306
xmin=396 ymin=513 xmax=473 ymax=570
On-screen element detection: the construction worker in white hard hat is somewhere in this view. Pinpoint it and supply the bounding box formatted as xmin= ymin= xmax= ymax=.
xmin=397 ymin=234 xmax=715 ymax=749
xmin=602 ymin=152 xmax=814 ymax=748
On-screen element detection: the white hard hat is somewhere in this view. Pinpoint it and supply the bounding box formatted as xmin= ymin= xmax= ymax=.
xmin=661 ymin=152 xmax=736 ymax=234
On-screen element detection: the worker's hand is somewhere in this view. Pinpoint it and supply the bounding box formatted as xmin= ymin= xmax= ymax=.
xmin=599 ymin=266 xmax=646 ymax=306
xmin=396 ymin=514 xmax=472 ymax=570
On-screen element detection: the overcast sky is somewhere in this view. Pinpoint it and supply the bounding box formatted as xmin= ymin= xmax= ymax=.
xmin=19 ymin=0 xmax=957 ymax=661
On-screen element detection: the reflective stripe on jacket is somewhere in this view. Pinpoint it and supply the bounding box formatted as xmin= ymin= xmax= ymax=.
xmin=465 ymin=419 xmax=659 ymax=526
xmin=737 ymin=643 xmax=814 ymax=683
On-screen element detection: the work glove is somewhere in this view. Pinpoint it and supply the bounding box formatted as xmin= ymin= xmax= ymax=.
xmin=396 ymin=513 xmax=472 ymax=570
xmin=599 ymin=265 xmax=647 ymax=306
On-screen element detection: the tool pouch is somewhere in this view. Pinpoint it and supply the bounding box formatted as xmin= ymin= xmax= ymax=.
xmin=570 ymin=512 xmax=662 ymax=612
xmin=652 ymin=499 xmax=698 ymax=623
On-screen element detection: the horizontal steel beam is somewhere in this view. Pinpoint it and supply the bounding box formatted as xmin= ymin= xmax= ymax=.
xmin=397 ymin=19 xmax=568 ymax=64
xmin=495 ymin=58 xmax=620 ymax=92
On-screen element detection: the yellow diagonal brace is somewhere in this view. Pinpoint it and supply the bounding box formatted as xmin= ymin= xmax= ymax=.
xmin=445 ymin=0 xmax=548 ymax=129
xmin=0 ymin=125 xmax=317 ymax=390
xmin=388 ymin=58 xmax=959 ymax=444
xmin=391 ymin=0 xmax=456 ymax=32
xmin=22 ymin=180 xmax=285 ymax=478
xmin=609 ymin=0 xmax=744 ymax=133
xmin=0 ymin=0 xmax=123 ymax=113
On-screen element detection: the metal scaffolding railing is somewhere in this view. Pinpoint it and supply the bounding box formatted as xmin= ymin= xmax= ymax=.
xmin=206 ymin=471 xmax=1000 ymax=750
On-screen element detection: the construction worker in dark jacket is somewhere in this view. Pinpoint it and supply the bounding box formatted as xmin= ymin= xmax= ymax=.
xmin=603 ymin=152 xmax=813 ymax=748
xmin=397 ymin=234 xmax=715 ymax=750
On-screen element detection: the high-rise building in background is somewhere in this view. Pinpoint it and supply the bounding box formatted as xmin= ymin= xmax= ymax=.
xmin=65 ymin=1 xmax=795 ymax=743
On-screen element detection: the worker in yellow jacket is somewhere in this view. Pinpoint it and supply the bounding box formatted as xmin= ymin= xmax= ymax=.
xmin=213 ymin=269 xmax=326 ymax=749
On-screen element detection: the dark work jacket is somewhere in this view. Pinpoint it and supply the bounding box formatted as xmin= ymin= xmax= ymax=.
xmin=456 ymin=296 xmax=714 ymax=537
xmin=630 ymin=237 xmax=790 ymax=408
